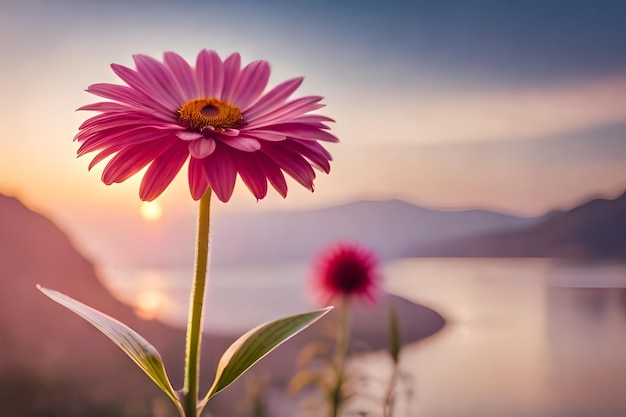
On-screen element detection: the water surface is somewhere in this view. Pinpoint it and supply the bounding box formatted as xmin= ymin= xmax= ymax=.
xmin=353 ymin=258 xmax=626 ymax=417
xmin=102 ymin=258 xmax=626 ymax=416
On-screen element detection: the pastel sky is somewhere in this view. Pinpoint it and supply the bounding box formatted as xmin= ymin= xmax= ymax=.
xmin=2 ymin=0 xmax=626 ymax=220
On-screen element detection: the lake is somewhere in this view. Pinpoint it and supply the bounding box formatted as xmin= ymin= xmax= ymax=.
xmin=100 ymin=258 xmax=626 ymax=417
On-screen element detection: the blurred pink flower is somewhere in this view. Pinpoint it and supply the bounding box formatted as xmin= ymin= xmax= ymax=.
xmin=311 ymin=242 xmax=381 ymax=305
xmin=75 ymin=50 xmax=338 ymax=202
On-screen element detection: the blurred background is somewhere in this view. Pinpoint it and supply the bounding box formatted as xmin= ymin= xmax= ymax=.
xmin=1 ymin=0 xmax=626 ymax=416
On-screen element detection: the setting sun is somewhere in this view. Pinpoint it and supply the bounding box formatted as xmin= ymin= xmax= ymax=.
xmin=135 ymin=290 xmax=169 ymax=320
xmin=140 ymin=201 xmax=163 ymax=222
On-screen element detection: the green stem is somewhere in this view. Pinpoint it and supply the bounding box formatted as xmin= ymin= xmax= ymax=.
xmin=183 ymin=189 xmax=212 ymax=417
xmin=382 ymin=364 xmax=399 ymax=417
xmin=329 ymin=297 xmax=351 ymax=417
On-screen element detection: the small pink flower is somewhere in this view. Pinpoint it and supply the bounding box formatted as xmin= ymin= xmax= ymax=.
xmin=311 ymin=242 xmax=381 ymax=305
xmin=75 ymin=50 xmax=338 ymax=202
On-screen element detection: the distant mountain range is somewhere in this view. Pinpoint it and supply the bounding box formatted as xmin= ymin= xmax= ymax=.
xmin=67 ymin=197 xmax=541 ymax=269
xmin=210 ymin=199 xmax=541 ymax=265
xmin=212 ymin=190 xmax=626 ymax=263
xmin=48 ymin=190 xmax=626 ymax=269
xmin=414 ymin=191 xmax=626 ymax=259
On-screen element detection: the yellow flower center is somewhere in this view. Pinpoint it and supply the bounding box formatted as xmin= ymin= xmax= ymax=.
xmin=177 ymin=98 xmax=244 ymax=132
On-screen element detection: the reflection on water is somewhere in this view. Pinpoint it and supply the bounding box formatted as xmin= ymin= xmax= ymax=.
xmin=101 ymin=258 xmax=626 ymax=416
xmin=101 ymin=263 xmax=316 ymax=333
xmin=545 ymin=287 xmax=626 ymax=415
xmin=377 ymin=258 xmax=626 ymax=417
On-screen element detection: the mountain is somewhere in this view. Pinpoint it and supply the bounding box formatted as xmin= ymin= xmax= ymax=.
xmin=414 ymin=191 xmax=626 ymax=258
xmin=0 ymin=195 xmax=219 ymax=416
xmin=209 ymin=199 xmax=540 ymax=265
xmin=61 ymin=199 xmax=539 ymax=269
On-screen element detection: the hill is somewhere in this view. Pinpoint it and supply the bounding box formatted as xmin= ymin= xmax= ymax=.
xmin=0 ymin=194 xmax=193 ymax=416
xmin=211 ymin=199 xmax=540 ymax=265
xmin=414 ymin=191 xmax=626 ymax=258
xmin=77 ymin=198 xmax=539 ymax=269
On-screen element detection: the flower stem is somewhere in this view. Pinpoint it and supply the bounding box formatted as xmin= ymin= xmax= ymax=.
xmin=329 ymin=298 xmax=351 ymax=417
xmin=383 ymin=364 xmax=399 ymax=417
xmin=183 ymin=189 xmax=212 ymax=417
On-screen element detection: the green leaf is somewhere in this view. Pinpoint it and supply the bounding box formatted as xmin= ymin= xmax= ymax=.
xmin=388 ymin=307 xmax=402 ymax=364
xmin=200 ymin=307 xmax=332 ymax=408
xmin=37 ymin=285 xmax=182 ymax=414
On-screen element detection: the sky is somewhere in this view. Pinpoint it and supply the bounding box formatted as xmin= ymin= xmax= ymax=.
xmin=3 ymin=1 xmax=626 ymax=391
xmin=2 ymin=0 xmax=626 ymax=223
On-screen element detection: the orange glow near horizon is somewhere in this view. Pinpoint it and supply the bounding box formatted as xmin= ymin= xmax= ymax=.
xmin=135 ymin=290 xmax=170 ymax=321
xmin=140 ymin=201 xmax=163 ymax=222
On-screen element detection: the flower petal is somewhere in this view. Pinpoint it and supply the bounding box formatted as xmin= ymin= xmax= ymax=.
xmin=78 ymin=111 xmax=178 ymax=132
xmin=221 ymin=52 xmax=241 ymax=102
xmin=188 ymin=157 xmax=209 ymax=200
xmin=77 ymin=127 xmax=172 ymax=156
xmin=234 ymin=153 xmax=268 ymax=200
xmin=245 ymin=96 xmax=324 ymax=129
xmin=265 ymin=123 xmax=340 ymax=142
xmin=140 ymin=141 xmax=189 ymax=201
xmin=239 ymin=130 xmax=287 ymax=142
xmin=111 ymin=63 xmax=178 ymax=113
xmin=232 ymin=60 xmax=271 ymax=111
xmin=284 ymin=140 xmax=332 ymax=173
xmin=86 ymin=83 xmax=176 ymax=121
xmin=261 ymin=143 xmax=316 ymax=191
xmin=164 ymin=51 xmax=199 ymax=100
xmin=220 ymin=128 xmax=240 ymax=137
xmin=88 ymin=146 xmax=123 ymax=170
xmin=203 ymin=145 xmax=237 ymax=202
xmin=244 ymin=77 xmax=304 ymax=120
xmin=101 ymin=139 xmax=173 ymax=184
xmin=133 ymin=54 xmax=185 ymax=110
xmin=196 ymin=49 xmax=224 ymax=98
xmin=256 ymin=153 xmax=288 ymax=197
xmin=290 ymin=114 xmax=335 ymax=124
xmin=188 ymin=138 xmax=217 ymax=159
xmin=77 ymin=102 xmax=133 ymax=112
xmin=176 ymin=131 xmax=203 ymax=141
xmin=221 ymin=136 xmax=261 ymax=152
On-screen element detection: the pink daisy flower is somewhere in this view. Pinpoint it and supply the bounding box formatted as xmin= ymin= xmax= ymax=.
xmin=75 ymin=50 xmax=338 ymax=202
xmin=311 ymin=242 xmax=381 ymax=306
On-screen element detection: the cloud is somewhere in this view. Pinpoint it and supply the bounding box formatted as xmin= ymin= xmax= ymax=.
xmin=335 ymin=75 xmax=626 ymax=146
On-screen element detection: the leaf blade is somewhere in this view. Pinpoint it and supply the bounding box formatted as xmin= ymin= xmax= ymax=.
xmin=37 ymin=285 xmax=182 ymax=413
xmin=200 ymin=307 xmax=332 ymax=408
xmin=388 ymin=307 xmax=402 ymax=364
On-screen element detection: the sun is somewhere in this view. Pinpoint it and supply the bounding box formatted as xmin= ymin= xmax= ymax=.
xmin=135 ymin=290 xmax=168 ymax=320
xmin=140 ymin=201 xmax=163 ymax=222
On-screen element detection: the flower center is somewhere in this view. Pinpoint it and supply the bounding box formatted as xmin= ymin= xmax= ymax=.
xmin=330 ymin=259 xmax=369 ymax=294
xmin=177 ymin=98 xmax=244 ymax=132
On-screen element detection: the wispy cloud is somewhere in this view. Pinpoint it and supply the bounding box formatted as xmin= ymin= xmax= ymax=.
xmin=337 ymin=75 xmax=626 ymax=146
